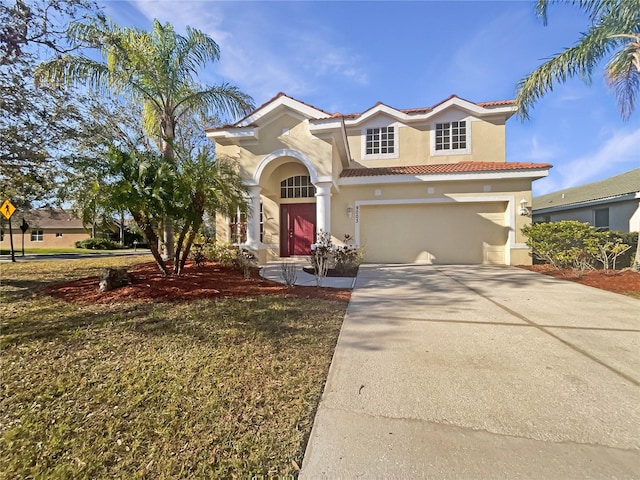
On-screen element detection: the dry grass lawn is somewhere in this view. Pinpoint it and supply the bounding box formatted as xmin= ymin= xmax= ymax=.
xmin=0 ymin=257 xmax=346 ymax=478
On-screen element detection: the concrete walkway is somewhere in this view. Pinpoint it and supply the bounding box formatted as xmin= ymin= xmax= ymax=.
xmin=300 ymin=264 xmax=640 ymax=479
xmin=260 ymin=259 xmax=356 ymax=289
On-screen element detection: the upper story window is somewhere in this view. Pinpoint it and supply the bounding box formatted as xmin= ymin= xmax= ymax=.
xmin=366 ymin=126 xmax=395 ymax=155
xmin=435 ymin=121 xmax=467 ymax=151
xmin=280 ymin=176 xmax=315 ymax=199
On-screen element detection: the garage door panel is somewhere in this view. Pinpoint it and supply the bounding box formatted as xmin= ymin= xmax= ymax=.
xmin=359 ymin=203 xmax=507 ymax=264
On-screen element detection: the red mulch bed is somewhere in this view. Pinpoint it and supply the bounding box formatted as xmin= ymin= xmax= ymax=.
xmin=519 ymin=264 xmax=640 ymax=296
xmin=44 ymin=262 xmax=351 ymax=304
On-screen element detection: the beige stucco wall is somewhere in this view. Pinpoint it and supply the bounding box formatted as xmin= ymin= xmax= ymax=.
xmin=345 ymin=115 xmax=506 ymax=169
xmin=216 ymin=114 xmax=334 ymax=183
xmin=209 ymin=104 xmax=533 ymax=265
xmin=532 ymin=199 xmax=640 ymax=233
xmin=1 ymin=228 xmax=89 ymax=249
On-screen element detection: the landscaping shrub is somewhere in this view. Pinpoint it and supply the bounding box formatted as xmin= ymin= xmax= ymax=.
xmin=235 ymin=248 xmax=258 ymax=278
xmin=203 ymin=241 xmax=237 ymax=267
xmin=310 ymin=230 xmax=332 ymax=287
xmin=522 ymin=221 xmax=635 ymax=271
xmin=75 ymin=238 xmax=122 ymax=250
xmin=333 ymin=244 xmax=363 ymax=275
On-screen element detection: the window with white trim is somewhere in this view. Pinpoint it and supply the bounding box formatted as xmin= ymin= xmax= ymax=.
xmin=228 ymin=210 xmax=247 ymax=244
xmin=366 ymin=126 xmax=395 ymax=155
xmin=31 ymin=229 xmax=43 ymax=241
xmin=55 ymin=232 xmax=63 ymax=238
xmin=280 ymin=176 xmax=315 ymax=198
xmin=435 ymin=121 xmax=467 ymax=151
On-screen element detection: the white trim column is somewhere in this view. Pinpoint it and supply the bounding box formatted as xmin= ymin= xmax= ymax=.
xmin=314 ymin=181 xmax=332 ymax=236
xmin=245 ymin=185 xmax=262 ymax=250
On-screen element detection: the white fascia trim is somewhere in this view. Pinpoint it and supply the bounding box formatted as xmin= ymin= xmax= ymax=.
xmin=353 ymin=195 xmax=518 ymax=255
xmin=338 ymin=168 xmax=550 ymax=186
xmin=309 ymin=117 xmax=343 ymax=134
xmin=533 ymin=192 xmax=640 ymax=215
xmin=348 ymin=104 xmax=409 ymax=125
xmin=429 ymin=98 xmax=515 ymax=119
xmin=343 ymin=98 xmax=516 ymax=127
xmin=237 ymin=96 xmax=330 ymax=127
xmin=206 ymin=126 xmax=257 ymax=141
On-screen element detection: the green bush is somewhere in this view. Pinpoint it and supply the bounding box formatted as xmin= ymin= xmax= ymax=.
xmin=202 ymin=241 xmax=238 ymax=267
xmin=333 ymin=245 xmax=363 ymax=274
xmin=75 ymin=238 xmax=122 ymax=250
xmin=522 ymin=221 xmax=635 ymax=271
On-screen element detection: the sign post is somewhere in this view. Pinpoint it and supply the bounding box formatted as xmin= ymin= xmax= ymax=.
xmin=19 ymin=218 xmax=29 ymax=257
xmin=1 ymin=200 xmax=16 ymax=262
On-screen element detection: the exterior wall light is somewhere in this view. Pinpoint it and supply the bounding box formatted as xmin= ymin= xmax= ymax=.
xmin=347 ymin=205 xmax=354 ymax=218
xmin=519 ymin=198 xmax=532 ymax=217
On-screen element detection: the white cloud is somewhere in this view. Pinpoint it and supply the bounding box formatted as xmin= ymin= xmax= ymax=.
xmin=526 ymin=135 xmax=560 ymax=162
xmin=534 ymin=128 xmax=640 ymax=195
xmin=114 ymin=1 xmax=368 ymax=105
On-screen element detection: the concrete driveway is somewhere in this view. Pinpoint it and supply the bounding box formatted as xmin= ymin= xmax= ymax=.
xmin=300 ymin=264 xmax=640 ymax=479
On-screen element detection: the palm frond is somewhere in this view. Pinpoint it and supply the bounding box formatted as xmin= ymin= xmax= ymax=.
xmin=174 ymin=83 xmax=255 ymax=123
xmin=535 ymin=0 xmax=627 ymax=26
xmin=606 ymin=41 xmax=640 ymax=119
xmin=35 ymin=55 xmax=111 ymax=90
xmin=516 ymin=19 xmax=623 ymax=119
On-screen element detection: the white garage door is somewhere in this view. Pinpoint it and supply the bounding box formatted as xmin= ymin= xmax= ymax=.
xmin=359 ymin=202 xmax=508 ymax=264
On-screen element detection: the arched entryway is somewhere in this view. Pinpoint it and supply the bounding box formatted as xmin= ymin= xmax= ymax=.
xmin=248 ymin=149 xmax=332 ymax=259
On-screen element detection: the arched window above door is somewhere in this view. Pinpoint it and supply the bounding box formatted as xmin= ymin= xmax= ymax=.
xmin=280 ymin=176 xmax=316 ymax=198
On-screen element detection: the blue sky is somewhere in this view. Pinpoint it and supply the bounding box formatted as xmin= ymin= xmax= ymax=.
xmin=101 ymin=0 xmax=639 ymax=196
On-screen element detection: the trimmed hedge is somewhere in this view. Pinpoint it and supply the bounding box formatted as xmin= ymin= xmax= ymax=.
xmin=75 ymin=238 xmax=123 ymax=250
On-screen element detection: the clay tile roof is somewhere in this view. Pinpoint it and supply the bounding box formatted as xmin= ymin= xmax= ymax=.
xmin=339 ymin=162 xmax=552 ymax=178
xmin=206 ymin=94 xmax=516 ymax=131
xmin=476 ymin=100 xmax=516 ymax=107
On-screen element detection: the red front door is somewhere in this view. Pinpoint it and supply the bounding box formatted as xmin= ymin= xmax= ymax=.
xmin=280 ymin=203 xmax=316 ymax=256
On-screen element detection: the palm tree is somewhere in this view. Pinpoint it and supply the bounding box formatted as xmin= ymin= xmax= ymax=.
xmin=36 ymin=17 xmax=254 ymax=260
xmin=515 ymin=0 xmax=640 ymax=121
xmin=516 ymin=0 xmax=640 ymax=272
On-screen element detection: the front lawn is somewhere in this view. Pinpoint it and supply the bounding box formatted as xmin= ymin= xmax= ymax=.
xmin=1 ymin=247 xmax=147 ymax=255
xmin=0 ymin=257 xmax=346 ymax=478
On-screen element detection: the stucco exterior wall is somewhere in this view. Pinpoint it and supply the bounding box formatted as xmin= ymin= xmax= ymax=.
xmin=208 ymin=95 xmax=539 ymax=266
xmin=533 ymin=199 xmax=640 ymax=233
xmin=345 ymin=115 xmax=506 ymax=168
xmin=1 ymin=228 xmax=89 ymax=249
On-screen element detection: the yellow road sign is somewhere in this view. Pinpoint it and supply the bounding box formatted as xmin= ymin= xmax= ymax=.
xmin=1 ymin=199 xmax=16 ymax=220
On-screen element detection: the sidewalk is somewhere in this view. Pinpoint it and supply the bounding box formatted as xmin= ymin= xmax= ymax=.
xmin=260 ymin=259 xmax=356 ymax=289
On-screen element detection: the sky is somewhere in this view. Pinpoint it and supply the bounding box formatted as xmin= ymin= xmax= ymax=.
xmin=100 ymin=0 xmax=640 ymax=196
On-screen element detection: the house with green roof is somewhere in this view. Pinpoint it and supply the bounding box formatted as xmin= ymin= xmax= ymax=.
xmin=532 ymin=168 xmax=640 ymax=232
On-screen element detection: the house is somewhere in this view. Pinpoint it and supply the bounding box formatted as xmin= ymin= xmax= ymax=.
xmin=532 ymin=168 xmax=640 ymax=232
xmin=206 ymin=93 xmax=552 ymax=265
xmin=0 ymin=210 xmax=90 ymax=249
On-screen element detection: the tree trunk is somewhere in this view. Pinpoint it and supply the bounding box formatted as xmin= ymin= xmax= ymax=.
xmin=131 ymin=211 xmax=169 ymax=276
xmin=119 ymin=210 xmax=125 ymax=246
xmin=178 ymin=217 xmax=202 ymax=275
xmin=173 ymin=218 xmax=192 ymax=275
xmin=160 ymin=114 xmax=176 ymax=261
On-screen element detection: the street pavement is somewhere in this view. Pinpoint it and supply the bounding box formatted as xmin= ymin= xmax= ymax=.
xmin=300 ymin=264 xmax=640 ymax=479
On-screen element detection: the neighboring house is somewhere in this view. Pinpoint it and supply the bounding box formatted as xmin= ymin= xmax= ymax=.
xmin=207 ymin=93 xmax=552 ymax=265
xmin=533 ymin=168 xmax=640 ymax=232
xmin=0 ymin=210 xmax=90 ymax=249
